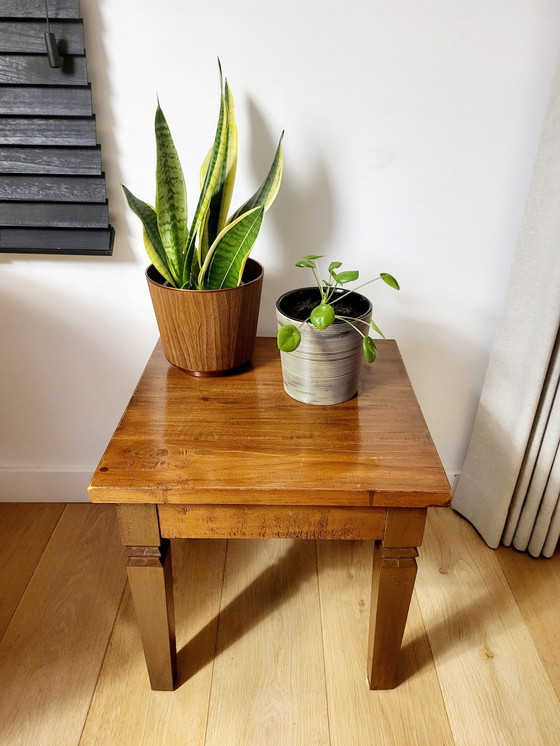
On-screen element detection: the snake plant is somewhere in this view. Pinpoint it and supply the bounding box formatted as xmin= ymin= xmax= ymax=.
xmin=123 ymin=66 xmax=283 ymax=289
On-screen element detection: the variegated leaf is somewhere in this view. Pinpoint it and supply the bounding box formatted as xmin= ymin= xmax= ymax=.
xmin=122 ymin=185 xmax=178 ymax=285
xmin=229 ymin=132 xmax=283 ymax=222
xmin=155 ymin=105 xmax=186 ymax=280
xmin=200 ymin=206 xmax=264 ymax=289
xmin=186 ymin=88 xmax=228 ymax=283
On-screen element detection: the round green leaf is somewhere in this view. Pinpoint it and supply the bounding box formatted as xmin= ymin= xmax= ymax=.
xmin=295 ymin=259 xmax=316 ymax=268
xmin=310 ymin=303 xmax=336 ymax=330
xmin=362 ymin=336 xmax=378 ymax=363
xmin=328 ymin=261 xmax=342 ymax=274
xmin=380 ymin=272 xmax=400 ymax=290
xmin=277 ymin=324 xmax=301 ymax=352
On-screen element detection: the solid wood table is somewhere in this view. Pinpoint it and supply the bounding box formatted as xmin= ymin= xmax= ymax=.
xmin=89 ymin=337 xmax=451 ymax=691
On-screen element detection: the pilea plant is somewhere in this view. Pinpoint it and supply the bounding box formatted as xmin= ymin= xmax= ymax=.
xmin=122 ymin=64 xmax=283 ymax=290
xmin=277 ymin=255 xmax=400 ymax=362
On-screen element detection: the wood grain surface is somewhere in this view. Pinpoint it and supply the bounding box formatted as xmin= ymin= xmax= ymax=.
xmin=317 ymin=538 xmax=454 ymax=745
xmin=0 ymin=226 xmax=113 ymax=253
xmin=0 ymin=201 xmax=108 ymax=228
xmin=1 ymin=504 xmax=559 ymax=745
xmin=147 ymin=258 xmax=263 ymax=374
xmin=0 ymin=505 xmax=126 ymax=746
xmin=1 ymin=20 xmax=84 ymax=54
xmin=0 ymin=86 xmax=93 ymax=116
xmin=1 ymin=0 xmax=80 ymax=17
xmin=0 ymin=174 xmax=106 ymax=202
xmin=205 ymin=539 xmax=330 ymax=745
xmin=0 ymin=55 xmax=88 ymax=86
xmin=1 ymin=116 xmax=97 ymax=146
xmin=159 ymin=504 xmax=387 ymax=540
xmin=0 ymin=146 xmax=101 ymax=174
xmin=415 ymin=509 xmax=560 ymax=745
xmin=89 ymin=338 xmax=451 ymax=507
xmin=0 ymin=502 xmax=64 ymax=640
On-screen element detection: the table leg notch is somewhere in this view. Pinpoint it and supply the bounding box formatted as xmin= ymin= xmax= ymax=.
xmin=126 ymin=542 xmax=169 ymax=568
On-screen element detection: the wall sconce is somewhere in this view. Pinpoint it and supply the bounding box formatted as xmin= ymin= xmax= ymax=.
xmin=44 ymin=0 xmax=63 ymax=68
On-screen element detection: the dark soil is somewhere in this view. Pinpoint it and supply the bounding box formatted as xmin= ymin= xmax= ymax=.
xmin=277 ymin=287 xmax=371 ymax=322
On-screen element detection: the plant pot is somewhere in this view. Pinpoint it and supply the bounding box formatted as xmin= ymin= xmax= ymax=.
xmin=276 ymin=286 xmax=372 ymax=405
xmin=147 ymin=258 xmax=263 ymax=376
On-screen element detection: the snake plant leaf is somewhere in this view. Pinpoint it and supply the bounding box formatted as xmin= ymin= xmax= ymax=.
xmin=201 ymin=205 xmax=264 ymax=289
xmin=380 ymin=272 xmax=400 ymax=290
xmin=199 ymin=81 xmax=239 ymax=262
xmin=277 ymin=324 xmax=301 ymax=352
xmin=186 ymin=86 xmax=228 ymax=282
xmin=228 ymin=132 xmax=284 ymax=222
xmin=122 ymin=185 xmax=178 ymax=285
xmin=363 ymin=336 xmax=378 ymax=363
xmin=142 ymin=230 xmax=175 ymax=285
xmin=370 ymin=319 xmax=386 ymax=338
xmin=154 ymin=105 xmax=186 ymax=281
xmin=218 ymin=81 xmax=238 ymax=232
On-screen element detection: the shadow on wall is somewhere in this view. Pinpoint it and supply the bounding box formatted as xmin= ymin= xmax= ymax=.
xmin=245 ymin=99 xmax=337 ymax=329
xmin=393 ymin=318 xmax=488 ymax=476
xmin=0 ymin=277 xmax=149 ymax=470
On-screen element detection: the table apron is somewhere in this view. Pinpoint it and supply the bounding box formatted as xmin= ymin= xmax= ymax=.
xmin=158 ymin=504 xmax=388 ymax=541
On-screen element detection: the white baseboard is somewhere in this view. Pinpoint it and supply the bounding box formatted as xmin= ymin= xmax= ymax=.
xmin=0 ymin=469 xmax=92 ymax=502
xmin=447 ymin=471 xmax=460 ymax=490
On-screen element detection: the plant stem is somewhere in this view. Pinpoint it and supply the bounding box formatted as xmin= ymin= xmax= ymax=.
xmin=336 ymin=315 xmax=370 ymax=329
xmin=335 ymin=316 xmax=366 ymax=339
xmin=333 ymin=275 xmax=381 ymax=305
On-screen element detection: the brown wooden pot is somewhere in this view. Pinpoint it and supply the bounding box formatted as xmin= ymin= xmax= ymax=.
xmin=146 ymin=258 xmax=263 ymax=376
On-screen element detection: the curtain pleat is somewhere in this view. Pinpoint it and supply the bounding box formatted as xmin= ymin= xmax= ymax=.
xmin=504 ymin=332 xmax=560 ymax=556
xmin=453 ymin=59 xmax=560 ymax=557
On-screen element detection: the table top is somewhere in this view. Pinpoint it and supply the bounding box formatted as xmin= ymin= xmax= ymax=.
xmin=88 ymin=338 xmax=451 ymax=508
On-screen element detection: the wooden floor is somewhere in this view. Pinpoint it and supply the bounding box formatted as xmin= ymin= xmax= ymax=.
xmin=0 ymin=505 xmax=559 ymax=745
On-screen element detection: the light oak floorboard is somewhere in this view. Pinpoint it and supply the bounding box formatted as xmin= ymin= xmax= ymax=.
xmin=317 ymin=539 xmax=454 ymax=746
xmin=79 ymin=538 xmax=227 ymax=746
xmin=416 ymin=509 xmax=560 ymax=746
xmin=205 ymin=539 xmax=330 ymax=746
xmin=496 ymin=543 xmax=560 ymax=699
xmin=0 ymin=502 xmax=65 ymax=639
xmin=0 ymin=504 xmax=126 ymax=746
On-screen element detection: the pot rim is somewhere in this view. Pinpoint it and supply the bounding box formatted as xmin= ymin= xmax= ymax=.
xmin=146 ymin=257 xmax=264 ymax=293
xmin=276 ymin=285 xmax=372 ymax=322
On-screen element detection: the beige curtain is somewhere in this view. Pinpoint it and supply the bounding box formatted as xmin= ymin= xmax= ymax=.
xmin=453 ymin=61 xmax=560 ymax=558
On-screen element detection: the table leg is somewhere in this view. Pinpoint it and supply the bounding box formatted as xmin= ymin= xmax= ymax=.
xmin=367 ymin=507 xmax=427 ymax=689
xmin=117 ymin=505 xmax=176 ymax=690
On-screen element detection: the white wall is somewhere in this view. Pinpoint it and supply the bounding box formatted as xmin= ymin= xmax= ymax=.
xmin=1 ymin=0 xmax=559 ymax=500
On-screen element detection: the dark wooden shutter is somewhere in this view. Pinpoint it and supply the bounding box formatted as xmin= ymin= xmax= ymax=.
xmin=0 ymin=0 xmax=114 ymax=255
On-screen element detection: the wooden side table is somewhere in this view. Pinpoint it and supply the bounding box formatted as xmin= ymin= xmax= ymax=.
xmin=89 ymin=338 xmax=451 ymax=691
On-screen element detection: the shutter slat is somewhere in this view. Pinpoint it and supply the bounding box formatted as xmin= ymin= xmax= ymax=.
xmin=0 ymin=201 xmax=109 ymax=228
xmin=1 ymin=117 xmax=97 ymax=146
xmin=0 ymin=146 xmax=101 ymax=174
xmin=0 ymin=174 xmax=106 ymax=202
xmin=0 ymin=86 xmax=93 ymax=116
xmin=0 ymin=227 xmax=114 ymax=254
xmin=0 ymin=1 xmax=81 ymax=19
xmin=0 ymin=55 xmax=88 ymax=86
xmin=0 ymin=21 xmax=85 ymax=54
